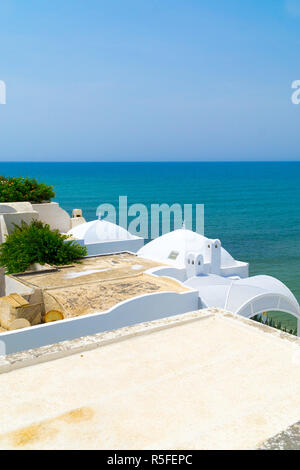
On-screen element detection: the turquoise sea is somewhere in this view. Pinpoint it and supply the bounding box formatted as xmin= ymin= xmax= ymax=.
xmin=1 ymin=162 xmax=299 ymax=329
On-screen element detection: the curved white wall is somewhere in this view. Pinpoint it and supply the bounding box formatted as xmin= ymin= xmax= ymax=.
xmin=0 ymin=290 xmax=199 ymax=354
xmin=32 ymin=202 xmax=71 ymax=233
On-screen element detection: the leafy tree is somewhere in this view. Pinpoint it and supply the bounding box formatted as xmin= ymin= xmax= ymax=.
xmin=0 ymin=176 xmax=54 ymax=203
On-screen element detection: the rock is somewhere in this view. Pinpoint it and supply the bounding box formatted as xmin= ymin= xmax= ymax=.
xmin=8 ymin=319 xmax=31 ymax=330
xmin=0 ymin=293 xmax=43 ymax=328
xmin=27 ymin=263 xmax=53 ymax=272
xmin=16 ymin=304 xmax=42 ymax=325
xmin=0 ymin=310 xmax=17 ymax=329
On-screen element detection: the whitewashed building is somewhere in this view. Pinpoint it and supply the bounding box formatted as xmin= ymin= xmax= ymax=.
xmin=137 ymin=228 xmax=300 ymax=331
xmin=67 ymin=219 xmax=144 ymax=255
xmin=0 ymin=216 xmax=299 ymax=354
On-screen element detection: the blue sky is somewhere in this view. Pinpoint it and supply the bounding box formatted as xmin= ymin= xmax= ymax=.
xmin=0 ymin=0 xmax=300 ymax=161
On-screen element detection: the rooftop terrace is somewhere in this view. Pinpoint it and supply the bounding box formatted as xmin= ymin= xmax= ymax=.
xmin=11 ymin=253 xmax=187 ymax=318
xmin=1 ymin=309 xmax=300 ymax=449
xmin=14 ymin=253 xmax=161 ymax=289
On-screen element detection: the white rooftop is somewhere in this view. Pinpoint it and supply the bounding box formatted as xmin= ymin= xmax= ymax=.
xmin=67 ymin=219 xmax=139 ymax=244
xmin=138 ymin=228 xmax=243 ymax=268
xmin=1 ymin=310 xmax=300 ymax=450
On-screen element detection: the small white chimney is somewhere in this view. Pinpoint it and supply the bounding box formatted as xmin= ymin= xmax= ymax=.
xmin=210 ymin=239 xmax=221 ymax=274
xmin=185 ymin=252 xmax=204 ymax=278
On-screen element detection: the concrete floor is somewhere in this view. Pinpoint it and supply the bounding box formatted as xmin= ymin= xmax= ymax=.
xmin=0 ymin=310 xmax=300 ymax=449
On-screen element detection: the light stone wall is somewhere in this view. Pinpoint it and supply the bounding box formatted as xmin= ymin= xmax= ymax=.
xmin=0 ymin=202 xmax=77 ymax=236
xmin=5 ymin=276 xmax=34 ymax=296
xmin=0 ymin=202 xmax=39 ymax=234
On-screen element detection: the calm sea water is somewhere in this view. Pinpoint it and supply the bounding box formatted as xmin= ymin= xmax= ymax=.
xmin=1 ymin=162 xmax=299 ymax=329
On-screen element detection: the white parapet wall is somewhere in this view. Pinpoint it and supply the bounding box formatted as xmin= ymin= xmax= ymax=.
xmin=79 ymin=238 xmax=145 ymax=256
xmin=0 ymin=201 xmax=75 ymax=235
xmin=32 ymin=202 xmax=72 ymax=233
xmin=146 ymin=266 xmax=187 ymax=283
xmin=0 ymin=202 xmax=39 ymax=234
xmin=5 ymin=275 xmax=34 ymax=296
xmin=220 ymin=263 xmax=249 ymax=278
xmin=0 ymin=290 xmax=199 ymax=355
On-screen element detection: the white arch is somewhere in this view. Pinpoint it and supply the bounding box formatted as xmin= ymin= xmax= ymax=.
xmin=236 ymin=292 xmax=300 ymax=320
xmin=184 ymin=274 xmax=300 ymax=334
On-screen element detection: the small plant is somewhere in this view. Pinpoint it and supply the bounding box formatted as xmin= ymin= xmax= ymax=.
xmin=0 ymin=220 xmax=87 ymax=273
xmin=253 ymin=314 xmax=297 ymax=336
xmin=0 ymin=176 xmax=55 ymax=203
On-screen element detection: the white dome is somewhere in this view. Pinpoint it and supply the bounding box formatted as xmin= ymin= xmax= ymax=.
xmin=138 ymin=228 xmax=237 ymax=268
xmin=67 ymin=219 xmax=139 ymax=244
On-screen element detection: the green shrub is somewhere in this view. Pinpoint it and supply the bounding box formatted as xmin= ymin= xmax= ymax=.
xmin=0 ymin=220 xmax=87 ymax=273
xmin=252 ymin=314 xmax=297 ymax=336
xmin=0 ymin=176 xmax=55 ymax=203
